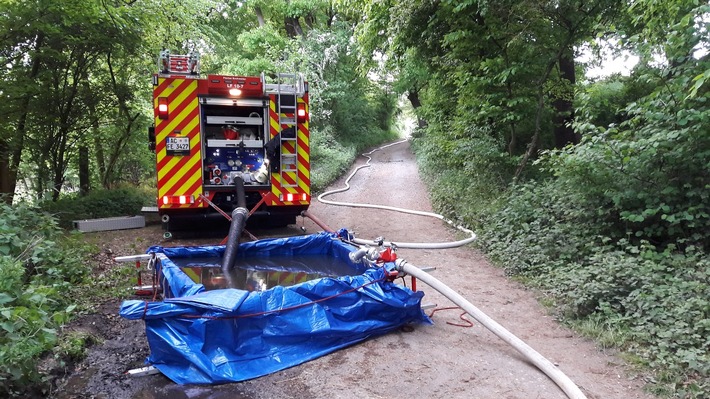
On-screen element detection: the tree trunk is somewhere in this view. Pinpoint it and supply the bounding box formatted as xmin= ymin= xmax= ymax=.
xmin=103 ymin=112 xmax=139 ymax=188
xmin=508 ymin=124 xmax=517 ymax=156
xmin=0 ymin=140 xmax=13 ymax=203
xmin=408 ymin=90 xmax=422 ymax=108
xmin=94 ymin=134 xmax=107 ymax=188
xmin=104 ymin=52 xmax=140 ymax=188
xmin=48 ymin=48 xmax=96 ymax=201
xmin=407 ymin=90 xmax=428 ymax=129
xmin=284 ymin=17 xmax=305 ymax=38
xmin=51 ymin=125 xmax=71 ymax=202
xmin=515 ymin=59 xmax=557 ymax=178
xmin=84 ymin=80 xmax=107 ymax=187
xmin=1 ymin=34 xmax=45 ymax=203
xmin=254 ymin=6 xmax=265 ymax=27
xmin=79 ymin=144 xmax=90 ymax=196
xmin=326 ymin=1 xmax=335 ymax=28
xmin=552 ymin=47 xmax=578 ymax=148
xmin=515 ymin=85 xmax=545 ymax=179
xmin=304 ymin=13 xmax=315 ymax=29
xmin=33 ymin=158 xmax=46 ymax=202
xmin=506 ymin=80 xmax=517 ymax=155
xmin=51 ymin=160 xmax=63 ymax=201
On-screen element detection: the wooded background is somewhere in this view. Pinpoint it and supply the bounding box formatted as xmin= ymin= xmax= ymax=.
xmin=0 ymin=1 xmax=708 ymax=397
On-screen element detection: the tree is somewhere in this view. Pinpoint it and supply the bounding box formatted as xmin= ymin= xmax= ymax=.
xmin=353 ymin=0 xmax=623 ymax=178
xmin=0 ymin=0 xmax=215 ymax=203
xmin=0 ymin=2 xmax=49 ymax=203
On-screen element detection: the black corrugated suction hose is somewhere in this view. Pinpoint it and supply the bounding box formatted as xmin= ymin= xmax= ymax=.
xmin=222 ymin=177 xmax=248 ymax=270
xmin=233 ymin=176 xmax=247 ymax=209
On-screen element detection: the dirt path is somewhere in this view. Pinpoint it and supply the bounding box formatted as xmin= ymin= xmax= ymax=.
xmin=51 ymin=141 xmax=654 ymax=399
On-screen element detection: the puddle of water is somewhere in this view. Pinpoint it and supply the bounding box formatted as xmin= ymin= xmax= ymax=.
xmin=173 ymin=254 xmax=357 ymax=291
xmin=134 ymin=380 xmax=253 ymax=399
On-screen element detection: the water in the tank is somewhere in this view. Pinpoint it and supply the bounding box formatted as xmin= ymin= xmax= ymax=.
xmin=173 ymin=254 xmax=359 ymax=291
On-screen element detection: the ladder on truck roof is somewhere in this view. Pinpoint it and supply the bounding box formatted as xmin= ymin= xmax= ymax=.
xmin=263 ymin=73 xmax=305 ymax=189
xmin=158 ymin=50 xmax=200 ymax=75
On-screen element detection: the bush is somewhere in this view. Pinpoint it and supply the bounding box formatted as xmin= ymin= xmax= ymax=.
xmin=476 ymin=177 xmax=710 ymax=397
xmin=40 ymin=188 xmax=146 ymax=229
xmin=567 ymin=67 xmax=710 ymax=251
xmin=310 ymin=126 xmax=357 ymax=193
xmin=547 ymin=242 xmax=709 ymax=397
xmin=0 ymin=202 xmax=91 ymax=397
xmin=408 ymin=7 xmax=709 ymax=395
xmin=411 ymin=122 xmax=519 ymax=228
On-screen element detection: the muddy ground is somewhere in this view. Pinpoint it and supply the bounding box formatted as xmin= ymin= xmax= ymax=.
xmin=49 ymin=141 xmax=655 ymax=399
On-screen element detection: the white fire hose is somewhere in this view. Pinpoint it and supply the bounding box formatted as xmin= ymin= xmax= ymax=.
xmin=317 ymin=139 xmax=476 ymax=249
xmin=397 ymin=259 xmax=587 ymax=399
xmin=321 ymin=139 xmax=588 ymax=399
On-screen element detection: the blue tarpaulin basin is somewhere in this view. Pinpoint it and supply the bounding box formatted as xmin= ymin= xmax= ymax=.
xmin=119 ymin=231 xmax=431 ymax=384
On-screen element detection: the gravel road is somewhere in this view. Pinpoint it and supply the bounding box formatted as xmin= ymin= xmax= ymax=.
xmin=50 ymin=140 xmax=654 ymax=399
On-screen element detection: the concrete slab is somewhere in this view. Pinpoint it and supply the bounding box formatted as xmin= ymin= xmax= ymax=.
xmin=73 ymin=216 xmax=145 ymax=232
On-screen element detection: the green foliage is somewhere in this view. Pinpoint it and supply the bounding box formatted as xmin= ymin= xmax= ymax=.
xmin=567 ymin=245 xmax=710 ymax=396
xmin=0 ymin=202 xmax=91 ymax=397
xmin=575 ymin=71 xmax=657 ymax=128
xmin=354 ymin=0 xmax=620 ymax=171
xmin=310 ymin=126 xmax=356 ymax=193
xmin=562 ymin=245 xmax=709 ymax=397
xmin=477 ymin=177 xmax=709 ymax=396
xmin=1 ymin=0 xmax=216 ymax=202
xmin=54 ymin=330 xmax=99 ymax=362
xmin=292 ymin=24 xmax=398 ymax=140
xmin=475 ymin=58 xmax=710 ymax=390
xmin=565 ymin=72 xmax=710 ymax=250
xmin=479 ymin=180 xmax=601 ymax=279
xmin=286 ymin=23 xmax=398 ymax=191
xmin=212 ymin=25 xmax=288 ymax=75
xmin=92 ymin=262 xmax=138 ymax=300
xmin=357 ymin=0 xmax=710 ymax=396
xmin=208 ymin=6 xmax=399 ymax=193
xmin=39 ymin=188 xmax=147 ymax=229
xmin=412 ymin=121 xmax=519 ymax=227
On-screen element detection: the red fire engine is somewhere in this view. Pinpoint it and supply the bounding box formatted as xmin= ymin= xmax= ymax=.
xmin=148 ymin=50 xmax=311 ymax=236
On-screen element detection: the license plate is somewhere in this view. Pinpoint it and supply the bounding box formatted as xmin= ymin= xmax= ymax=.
xmin=166 ymin=136 xmax=190 ymax=155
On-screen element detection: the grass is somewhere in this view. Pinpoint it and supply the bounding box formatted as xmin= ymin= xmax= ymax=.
xmin=568 ymin=314 xmax=632 ymax=350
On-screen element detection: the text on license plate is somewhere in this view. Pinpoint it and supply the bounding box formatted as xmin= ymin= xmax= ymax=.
xmin=166 ymin=137 xmax=190 ymax=151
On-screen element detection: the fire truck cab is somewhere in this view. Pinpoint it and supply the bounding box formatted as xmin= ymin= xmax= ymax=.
xmin=149 ymin=50 xmax=311 ymax=235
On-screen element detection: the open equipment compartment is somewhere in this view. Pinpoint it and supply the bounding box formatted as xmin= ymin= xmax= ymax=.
xmin=199 ymin=96 xmax=270 ymax=190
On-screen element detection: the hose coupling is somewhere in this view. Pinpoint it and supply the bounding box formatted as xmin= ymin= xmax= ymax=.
xmin=394 ymin=258 xmax=408 ymax=273
xmin=232 ymin=207 xmax=249 ymax=218
xmin=349 ymin=246 xmax=380 ymax=263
